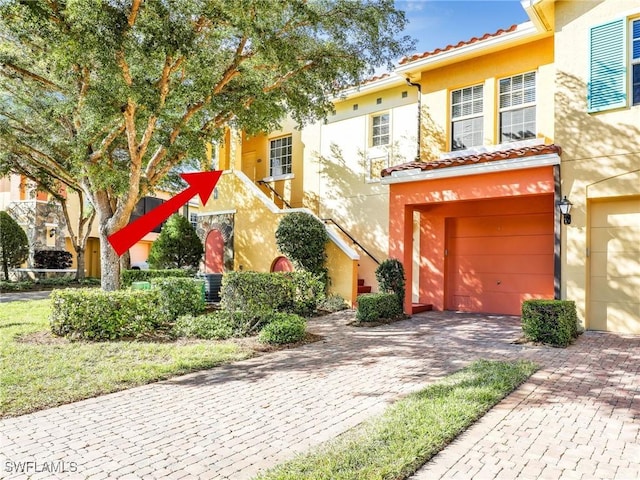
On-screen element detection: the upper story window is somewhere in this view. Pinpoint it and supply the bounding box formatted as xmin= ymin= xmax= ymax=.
xmin=371 ymin=113 xmax=390 ymax=147
xmin=451 ymin=85 xmax=483 ymax=151
xmin=189 ymin=213 xmax=198 ymax=230
xmin=269 ymin=135 xmax=292 ymax=177
xmin=588 ymin=17 xmax=640 ymax=112
xmin=499 ymin=72 xmax=536 ymax=143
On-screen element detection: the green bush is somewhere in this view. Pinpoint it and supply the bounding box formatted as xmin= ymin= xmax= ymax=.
xmin=33 ymin=250 xmax=72 ymax=269
xmin=318 ymin=294 xmax=349 ymax=312
xmin=148 ymin=213 xmax=203 ymax=269
xmin=275 ymin=212 xmax=329 ymax=287
xmin=521 ymin=299 xmax=579 ymax=347
xmin=121 ymin=268 xmax=195 ymax=288
xmin=0 ymin=211 xmax=29 ymax=281
xmin=356 ymin=293 xmax=404 ymax=322
xmin=289 ymin=271 xmax=325 ymax=317
xmin=222 ymin=271 xmax=295 ymax=316
xmin=259 ymin=313 xmax=306 ymax=345
xmin=375 ymin=258 xmax=406 ymax=313
xmin=50 ymin=288 xmax=166 ymax=340
xmin=173 ymin=311 xmax=246 ymax=340
xmin=150 ymin=277 xmax=205 ymax=321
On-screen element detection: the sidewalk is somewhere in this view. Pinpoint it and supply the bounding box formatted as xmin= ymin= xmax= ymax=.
xmin=1 ymin=311 xmax=638 ymax=479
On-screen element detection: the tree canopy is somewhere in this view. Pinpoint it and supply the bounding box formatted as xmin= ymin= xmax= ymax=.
xmin=0 ymin=0 xmax=413 ymax=289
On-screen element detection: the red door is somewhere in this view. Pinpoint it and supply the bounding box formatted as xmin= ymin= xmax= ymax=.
xmin=205 ymin=229 xmax=224 ymax=273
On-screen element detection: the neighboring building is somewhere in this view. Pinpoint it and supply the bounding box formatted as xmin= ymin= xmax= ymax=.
xmin=0 ymin=173 xmax=197 ymax=277
xmin=553 ymin=0 xmax=640 ymax=333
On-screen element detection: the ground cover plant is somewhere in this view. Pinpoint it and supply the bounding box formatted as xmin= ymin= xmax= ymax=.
xmin=256 ymin=359 xmax=538 ymax=480
xmin=0 ymin=299 xmax=253 ymax=418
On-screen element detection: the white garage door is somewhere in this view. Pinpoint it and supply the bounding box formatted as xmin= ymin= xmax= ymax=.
xmin=589 ymin=197 xmax=640 ymax=333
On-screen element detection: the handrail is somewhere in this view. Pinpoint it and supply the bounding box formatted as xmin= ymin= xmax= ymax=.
xmin=257 ymin=180 xmax=293 ymax=209
xmin=321 ymin=218 xmax=380 ymax=265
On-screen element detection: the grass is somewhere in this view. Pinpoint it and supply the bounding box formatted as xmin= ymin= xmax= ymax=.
xmin=256 ymin=359 xmax=538 ymax=480
xmin=0 ymin=299 xmax=253 ymax=418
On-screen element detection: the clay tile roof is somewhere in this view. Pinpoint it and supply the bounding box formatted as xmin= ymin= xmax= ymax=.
xmin=381 ymin=144 xmax=562 ymax=177
xmin=360 ymin=73 xmax=391 ymax=85
xmin=399 ymin=24 xmax=518 ymax=65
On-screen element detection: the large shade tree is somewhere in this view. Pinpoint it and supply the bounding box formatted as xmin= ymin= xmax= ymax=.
xmin=0 ymin=0 xmax=412 ymax=290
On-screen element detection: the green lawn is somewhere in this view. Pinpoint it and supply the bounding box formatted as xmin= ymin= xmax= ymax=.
xmin=256 ymin=359 xmax=538 ymax=480
xmin=0 ymin=299 xmax=253 ymax=418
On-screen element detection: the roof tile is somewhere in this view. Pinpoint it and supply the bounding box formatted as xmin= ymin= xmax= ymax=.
xmin=399 ymin=24 xmax=518 ymax=65
xmin=381 ymin=144 xmax=562 ymax=177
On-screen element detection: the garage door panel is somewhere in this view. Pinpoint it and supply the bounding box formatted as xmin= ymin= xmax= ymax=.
xmin=589 ymin=197 xmax=640 ymax=333
xmin=452 ymin=235 xmax=553 ymax=255
xmin=591 ymin=202 xmax=640 ymax=227
xmin=591 ymin=226 xmax=640 ymax=252
xmin=450 ymin=254 xmax=554 ymax=275
xmin=452 ymin=214 xmax=551 ymax=237
xmin=590 ymin=301 xmax=640 ymax=334
xmin=590 ymin=252 xmax=640 ymax=277
xmin=449 ymin=272 xmax=554 ymax=295
xmin=590 ymin=275 xmax=640 ymax=302
xmin=446 ymin=211 xmax=554 ymax=315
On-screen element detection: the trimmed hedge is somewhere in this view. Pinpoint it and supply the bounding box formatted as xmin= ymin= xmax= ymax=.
xmin=174 ymin=311 xmax=246 ymax=340
xmin=221 ymin=271 xmax=324 ymax=318
xmin=356 ymin=293 xmax=404 ymax=322
xmin=259 ymin=313 xmax=307 ymax=345
xmin=150 ymin=277 xmax=205 ymax=321
xmin=33 ymin=250 xmax=72 ymax=269
xmin=121 ymin=268 xmax=195 ymax=288
xmin=50 ymin=288 xmax=166 ymax=340
xmin=521 ymin=299 xmax=579 ymax=347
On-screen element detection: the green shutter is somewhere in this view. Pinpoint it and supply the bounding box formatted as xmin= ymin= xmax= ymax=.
xmin=588 ymin=19 xmax=627 ymax=113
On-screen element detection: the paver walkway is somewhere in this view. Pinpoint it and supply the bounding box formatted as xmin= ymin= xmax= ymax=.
xmin=1 ymin=311 xmax=638 ymax=480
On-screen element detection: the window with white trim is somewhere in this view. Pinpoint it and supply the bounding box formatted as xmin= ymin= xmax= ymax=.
xmin=632 ymin=19 xmax=640 ymax=105
xmin=269 ymin=135 xmax=292 ymax=176
xmin=499 ymin=72 xmax=536 ymax=143
xmin=190 ymin=213 xmax=198 ymax=230
xmin=451 ymin=85 xmax=483 ymax=150
xmin=371 ymin=113 xmax=390 ymax=147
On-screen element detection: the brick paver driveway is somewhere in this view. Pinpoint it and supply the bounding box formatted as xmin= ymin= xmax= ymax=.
xmin=1 ymin=311 xmax=638 ymax=479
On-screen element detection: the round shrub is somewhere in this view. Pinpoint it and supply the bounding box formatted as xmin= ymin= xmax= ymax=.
xmin=259 ymin=313 xmax=306 ymax=345
xmin=275 ymin=212 xmax=328 ymax=285
xmin=0 ymin=211 xmax=29 ymax=281
xmin=318 ymin=294 xmax=349 ymax=312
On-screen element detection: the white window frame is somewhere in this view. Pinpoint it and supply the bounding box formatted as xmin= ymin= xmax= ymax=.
xmin=189 ymin=213 xmax=198 ymax=230
xmin=269 ymin=135 xmax=293 ymax=177
xmin=631 ymin=17 xmax=640 ymax=106
xmin=498 ymin=71 xmax=537 ymax=143
xmin=371 ymin=112 xmax=390 ymax=147
xmin=451 ymin=84 xmax=484 ymax=151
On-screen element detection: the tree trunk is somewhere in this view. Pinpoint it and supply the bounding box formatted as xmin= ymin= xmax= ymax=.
xmin=120 ymin=250 xmax=131 ymax=272
xmin=75 ymin=246 xmax=86 ymax=280
xmin=99 ymin=228 xmax=120 ymax=291
xmin=2 ymin=259 xmax=8 ymax=281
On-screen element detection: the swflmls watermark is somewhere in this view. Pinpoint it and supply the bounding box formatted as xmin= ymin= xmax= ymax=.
xmin=4 ymin=460 xmax=78 ymax=474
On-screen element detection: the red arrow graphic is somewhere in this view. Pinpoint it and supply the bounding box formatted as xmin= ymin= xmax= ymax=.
xmin=108 ymin=170 xmax=222 ymax=256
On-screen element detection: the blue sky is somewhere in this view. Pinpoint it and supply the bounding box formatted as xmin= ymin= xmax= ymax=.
xmin=395 ymin=0 xmax=530 ymax=56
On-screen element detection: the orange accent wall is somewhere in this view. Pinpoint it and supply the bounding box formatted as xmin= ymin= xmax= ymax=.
xmin=388 ymin=166 xmax=556 ymax=315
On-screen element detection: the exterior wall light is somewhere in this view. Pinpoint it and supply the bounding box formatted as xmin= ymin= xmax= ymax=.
xmin=558 ymin=196 xmax=573 ymax=225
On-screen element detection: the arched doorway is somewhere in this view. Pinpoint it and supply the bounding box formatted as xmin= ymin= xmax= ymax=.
xmin=205 ymin=229 xmax=224 ymax=273
xmin=271 ymin=256 xmax=294 ymax=272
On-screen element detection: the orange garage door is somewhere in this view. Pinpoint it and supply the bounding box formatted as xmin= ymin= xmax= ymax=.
xmin=446 ymin=213 xmax=554 ymax=315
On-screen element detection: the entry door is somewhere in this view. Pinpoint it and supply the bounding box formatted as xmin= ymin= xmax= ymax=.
xmin=446 ymin=214 xmax=554 ymax=315
xmin=589 ymin=197 xmax=640 ymax=333
xmin=205 ymin=229 xmax=224 ymax=273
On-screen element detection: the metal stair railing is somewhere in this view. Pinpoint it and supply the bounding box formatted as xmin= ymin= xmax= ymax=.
xmin=321 ymin=218 xmax=380 ymax=265
xmin=256 ymin=180 xmax=292 ymax=209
